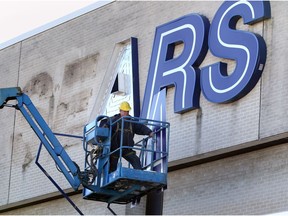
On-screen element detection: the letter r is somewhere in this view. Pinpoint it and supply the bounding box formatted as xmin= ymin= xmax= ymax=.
xmin=142 ymin=14 xmax=209 ymax=118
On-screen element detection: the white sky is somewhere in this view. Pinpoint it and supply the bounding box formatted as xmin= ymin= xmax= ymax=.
xmin=0 ymin=0 xmax=104 ymax=48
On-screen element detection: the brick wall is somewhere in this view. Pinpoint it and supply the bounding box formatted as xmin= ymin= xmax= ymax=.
xmin=165 ymin=144 xmax=288 ymax=215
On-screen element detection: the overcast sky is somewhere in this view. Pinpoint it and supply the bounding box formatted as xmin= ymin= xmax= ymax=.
xmin=0 ymin=0 xmax=100 ymax=47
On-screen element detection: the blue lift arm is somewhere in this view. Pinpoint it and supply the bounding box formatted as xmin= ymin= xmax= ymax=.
xmin=0 ymin=87 xmax=82 ymax=190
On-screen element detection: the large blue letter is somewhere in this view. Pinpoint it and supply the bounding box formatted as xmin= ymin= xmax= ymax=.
xmin=142 ymin=14 xmax=209 ymax=118
xmin=201 ymin=0 xmax=271 ymax=103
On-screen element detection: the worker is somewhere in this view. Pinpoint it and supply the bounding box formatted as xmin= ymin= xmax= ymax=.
xmin=107 ymin=101 xmax=154 ymax=173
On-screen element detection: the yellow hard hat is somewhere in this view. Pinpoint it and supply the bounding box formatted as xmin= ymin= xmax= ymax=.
xmin=119 ymin=101 xmax=131 ymax=111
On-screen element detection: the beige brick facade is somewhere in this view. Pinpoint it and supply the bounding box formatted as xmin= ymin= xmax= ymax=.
xmin=1 ymin=1 xmax=288 ymax=215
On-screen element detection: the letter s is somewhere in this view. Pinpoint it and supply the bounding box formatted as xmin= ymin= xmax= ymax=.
xmin=201 ymin=0 xmax=271 ymax=103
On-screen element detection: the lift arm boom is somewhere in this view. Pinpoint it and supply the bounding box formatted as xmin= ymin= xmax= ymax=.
xmin=0 ymin=87 xmax=82 ymax=190
xmin=0 ymin=87 xmax=22 ymax=108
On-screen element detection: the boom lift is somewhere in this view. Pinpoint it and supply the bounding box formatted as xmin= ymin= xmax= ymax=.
xmin=0 ymin=87 xmax=170 ymax=215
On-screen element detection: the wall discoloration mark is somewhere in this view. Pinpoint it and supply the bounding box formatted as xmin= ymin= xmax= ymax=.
xmin=54 ymin=53 xmax=98 ymax=133
xmin=71 ymin=90 xmax=90 ymax=114
xmin=13 ymin=133 xmax=34 ymax=172
xmin=22 ymin=150 xmax=34 ymax=172
xmin=56 ymin=90 xmax=90 ymax=118
xmin=14 ymin=133 xmax=23 ymax=143
xmin=23 ymin=72 xmax=55 ymax=125
xmin=23 ymin=72 xmax=53 ymax=98
xmin=58 ymin=102 xmax=69 ymax=111
xmin=63 ymin=54 xmax=98 ymax=87
xmin=195 ymin=108 xmax=203 ymax=154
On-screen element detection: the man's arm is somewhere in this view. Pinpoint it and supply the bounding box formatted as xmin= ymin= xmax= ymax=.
xmin=134 ymin=122 xmax=153 ymax=136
